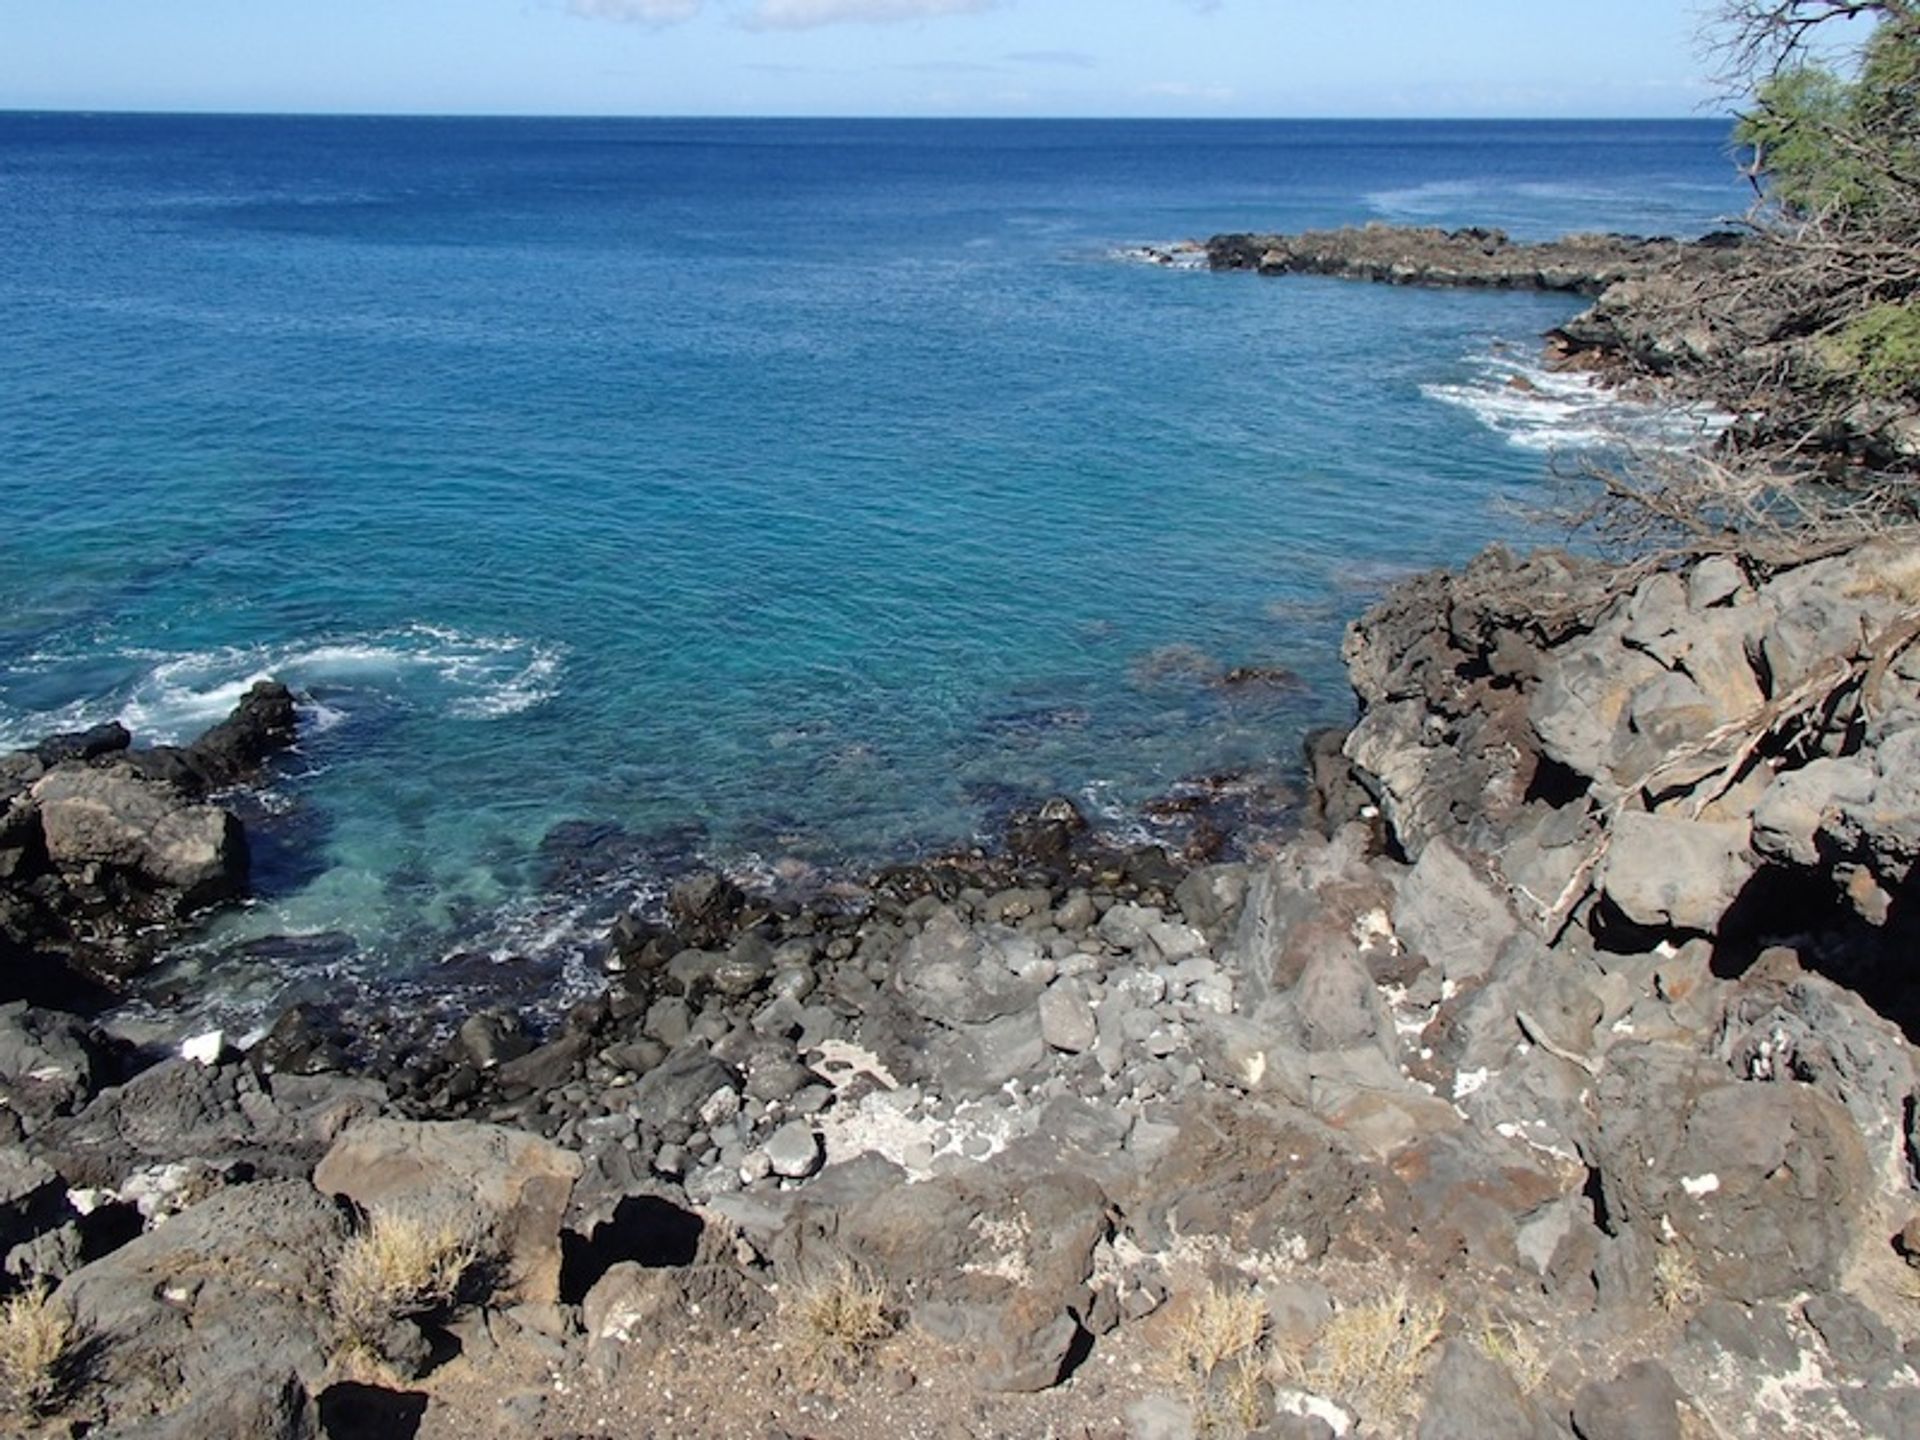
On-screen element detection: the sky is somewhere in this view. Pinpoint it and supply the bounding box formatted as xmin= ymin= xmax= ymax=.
xmin=0 ymin=1 xmax=1766 ymax=118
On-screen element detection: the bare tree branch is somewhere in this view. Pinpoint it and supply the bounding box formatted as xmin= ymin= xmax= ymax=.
xmin=1703 ymin=0 xmax=1902 ymax=97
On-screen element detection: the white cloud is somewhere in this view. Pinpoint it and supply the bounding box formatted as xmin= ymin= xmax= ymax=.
xmin=567 ymin=0 xmax=704 ymax=22
xmin=746 ymin=0 xmax=999 ymax=30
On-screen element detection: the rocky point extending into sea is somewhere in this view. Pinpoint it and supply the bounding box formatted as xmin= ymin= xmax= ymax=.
xmin=0 ymin=224 xmax=1916 ymax=1440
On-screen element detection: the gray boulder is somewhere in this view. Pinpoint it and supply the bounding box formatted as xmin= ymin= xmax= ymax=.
xmin=1600 ymin=813 xmax=1754 ymax=932
xmin=892 ymin=908 xmax=1040 ymax=1024
xmin=774 ymin=1164 xmax=1109 ymax=1393
xmin=31 ymin=765 xmax=245 ymax=910
xmin=313 ymin=1118 xmax=583 ymax=1304
xmin=582 ymin=1221 xmax=768 ymax=1355
xmin=1417 ymin=1338 xmax=1562 ymax=1440
xmin=32 ymin=1059 xmax=384 ymax=1192
xmin=1394 ymin=837 xmax=1518 ymax=984
xmin=913 ymin=1007 xmax=1046 ymax=1093
xmin=1124 ymin=1095 xmax=1379 ymax=1265
xmin=1570 ymin=1360 xmax=1686 ymax=1440
xmin=628 ymin=1047 xmax=739 ymax=1125
xmin=1717 ymin=967 xmax=1920 ymax=1190
xmin=1038 ymin=977 xmax=1097 ymax=1054
xmin=1750 ymin=756 xmax=1876 ymax=868
xmin=108 ymin=1368 xmax=321 ymax=1440
xmin=1592 ymin=1045 xmax=1871 ymax=1302
xmin=57 ymin=1181 xmax=344 ymax=1429
xmin=763 ymin=1120 xmax=822 ymax=1180
xmin=0 ymin=1147 xmax=68 ymax=1253
xmin=1224 ymin=829 xmax=1401 ymax=1007
xmin=1172 ymin=863 xmax=1250 ymax=938
xmin=0 ymin=1002 xmax=107 ymax=1129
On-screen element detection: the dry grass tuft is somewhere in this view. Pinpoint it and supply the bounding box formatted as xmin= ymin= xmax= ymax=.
xmin=1476 ymin=1314 xmax=1552 ymax=1395
xmin=1653 ymin=1245 xmax=1704 ymax=1316
xmin=1277 ymin=1284 xmax=1447 ymax=1428
xmin=1154 ymin=1283 xmax=1272 ymax=1437
xmin=0 ymin=1286 xmax=76 ymax=1423
xmin=1161 ymin=1283 xmax=1269 ymax=1387
xmin=331 ymin=1204 xmax=483 ymax=1353
xmin=777 ymin=1260 xmax=895 ymax=1391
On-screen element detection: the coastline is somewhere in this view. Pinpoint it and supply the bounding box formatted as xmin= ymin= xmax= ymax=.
xmin=2 ymin=222 xmax=1917 ymax=1437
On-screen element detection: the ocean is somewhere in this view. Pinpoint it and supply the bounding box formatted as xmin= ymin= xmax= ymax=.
xmin=0 ymin=115 xmax=1744 ymax=1032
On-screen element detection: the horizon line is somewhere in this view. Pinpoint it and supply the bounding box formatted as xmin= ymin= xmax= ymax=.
xmin=0 ymin=106 xmax=1731 ymax=125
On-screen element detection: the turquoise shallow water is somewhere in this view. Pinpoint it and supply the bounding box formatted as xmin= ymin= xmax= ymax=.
xmin=0 ymin=116 xmax=1745 ymax=1024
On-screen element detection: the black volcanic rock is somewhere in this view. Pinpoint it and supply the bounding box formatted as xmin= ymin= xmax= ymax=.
xmin=124 ymin=680 xmax=299 ymax=796
xmin=0 ymin=683 xmax=302 ymax=995
xmin=1205 ymin=223 xmax=1743 ymax=296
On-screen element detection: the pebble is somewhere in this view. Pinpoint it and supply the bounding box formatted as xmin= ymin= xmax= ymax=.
xmin=1150 ymin=922 xmax=1211 ymax=961
xmin=698 ymin=1087 xmax=742 ymax=1126
xmin=1114 ymin=969 xmax=1168 ymax=1006
xmin=768 ymin=966 xmax=815 ymax=1003
xmin=1054 ymin=890 xmax=1098 ymax=932
xmin=1039 ymin=979 xmax=1098 ymax=1054
xmin=1121 ymin=1009 xmax=1158 ymax=1043
xmin=765 ymin=1121 xmax=823 ymax=1179
xmin=644 ymin=998 xmax=692 ymax=1045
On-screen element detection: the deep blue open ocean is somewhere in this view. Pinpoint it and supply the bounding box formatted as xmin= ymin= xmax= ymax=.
xmin=0 ymin=115 xmax=1744 ymax=1029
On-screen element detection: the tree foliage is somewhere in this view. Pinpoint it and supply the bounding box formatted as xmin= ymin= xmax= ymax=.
xmin=1734 ymin=4 xmax=1920 ymax=222
xmin=1717 ymin=3 xmax=1920 ymax=408
xmin=1827 ymin=299 xmax=1920 ymax=396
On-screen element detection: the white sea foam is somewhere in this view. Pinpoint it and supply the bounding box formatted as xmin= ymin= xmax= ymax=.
xmin=1423 ymin=349 xmax=1731 ymax=454
xmin=1364 ymin=178 xmax=1489 ymax=221
xmin=0 ymin=697 xmax=102 ymax=749
xmin=1110 ymin=242 xmax=1209 ymax=270
xmin=0 ymin=625 xmax=564 ymax=749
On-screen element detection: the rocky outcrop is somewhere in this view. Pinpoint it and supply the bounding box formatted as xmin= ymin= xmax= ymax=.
xmin=0 ymin=681 xmax=298 ymax=990
xmin=1206 ymin=223 xmax=1743 ymax=295
xmin=0 ymin=552 xmax=1911 ymax=1434
xmin=31 ymin=766 xmax=244 ymax=909
xmin=313 ymin=1118 xmax=583 ymax=1305
xmin=1344 ymin=539 xmax=1920 ymax=969
xmin=56 ymin=1181 xmax=345 ymax=1433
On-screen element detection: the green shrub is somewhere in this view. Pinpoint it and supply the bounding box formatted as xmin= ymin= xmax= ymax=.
xmin=1827 ymin=301 xmax=1920 ymax=396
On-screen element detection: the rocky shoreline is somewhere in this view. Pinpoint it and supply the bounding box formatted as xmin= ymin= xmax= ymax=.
xmin=1202 ymin=224 xmax=1747 ymax=296
xmin=1 ymin=231 xmax=1917 ymax=1439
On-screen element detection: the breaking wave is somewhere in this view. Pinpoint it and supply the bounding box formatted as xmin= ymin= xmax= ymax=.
xmin=1423 ymin=348 xmax=1731 ymax=454
xmin=0 ymin=625 xmax=564 ymax=749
